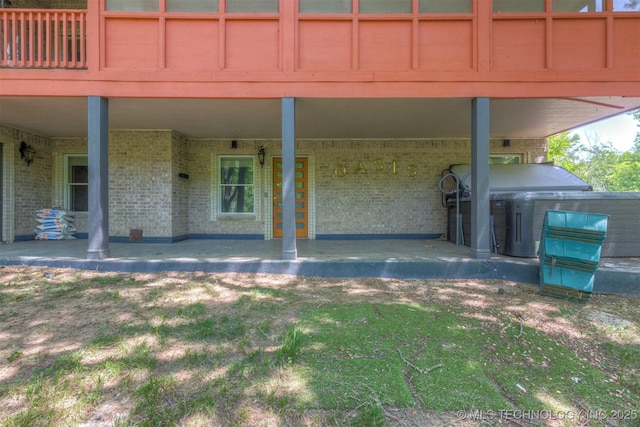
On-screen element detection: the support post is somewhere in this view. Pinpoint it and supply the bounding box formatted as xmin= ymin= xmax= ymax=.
xmin=471 ymin=97 xmax=491 ymax=259
xmin=87 ymin=96 xmax=110 ymax=260
xmin=281 ymin=97 xmax=297 ymax=260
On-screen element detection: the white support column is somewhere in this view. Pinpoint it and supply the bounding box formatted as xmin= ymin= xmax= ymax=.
xmin=281 ymin=97 xmax=297 ymax=260
xmin=471 ymin=97 xmax=492 ymax=259
xmin=87 ymin=96 xmax=110 ymax=260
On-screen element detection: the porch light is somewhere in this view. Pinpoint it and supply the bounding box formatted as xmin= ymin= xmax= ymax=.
xmin=258 ymin=146 xmax=266 ymax=167
xmin=19 ymin=141 xmax=36 ymax=166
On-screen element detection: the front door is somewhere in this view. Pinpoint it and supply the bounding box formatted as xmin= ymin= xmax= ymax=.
xmin=273 ymin=157 xmax=308 ymax=238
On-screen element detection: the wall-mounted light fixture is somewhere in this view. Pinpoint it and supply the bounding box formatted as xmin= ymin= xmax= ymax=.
xmin=503 ymin=139 xmax=511 ymax=147
xmin=257 ymin=146 xmax=266 ymax=167
xmin=231 ymin=140 xmax=238 ymax=149
xmin=19 ymin=141 xmax=36 ymax=166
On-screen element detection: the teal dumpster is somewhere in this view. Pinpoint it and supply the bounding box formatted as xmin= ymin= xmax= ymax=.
xmin=539 ymin=210 xmax=608 ymax=302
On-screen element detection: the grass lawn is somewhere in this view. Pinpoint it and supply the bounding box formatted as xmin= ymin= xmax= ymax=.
xmin=0 ymin=266 xmax=638 ymax=426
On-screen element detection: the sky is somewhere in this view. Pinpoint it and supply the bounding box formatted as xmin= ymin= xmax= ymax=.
xmin=569 ymin=110 xmax=639 ymax=152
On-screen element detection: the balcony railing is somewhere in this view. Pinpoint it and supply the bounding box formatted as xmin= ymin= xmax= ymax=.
xmin=0 ymin=9 xmax=86 ymax=69
xmin=1 ymin=5 xmax=639 ymax=75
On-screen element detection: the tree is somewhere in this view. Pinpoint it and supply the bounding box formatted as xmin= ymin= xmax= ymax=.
xmin=547 ymin=131 xmax=617 ymax=190
xmin=547 ymin=127 xmax=640 ymax=191
xmin=624 ymin=0 xmax=640 ymax=11
xmin=547 ymin=132 xmax=580 ymax=172
xmin=608 ymin=135 xmax=640 ymax=191
xmin=570 ymin=132 xmax=618 ymax=191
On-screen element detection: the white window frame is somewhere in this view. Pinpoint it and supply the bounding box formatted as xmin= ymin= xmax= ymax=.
xmin=218 ymin=155 xmax=256 ymax=216
xmin=64 ymin=154 xmax=89 ymax=212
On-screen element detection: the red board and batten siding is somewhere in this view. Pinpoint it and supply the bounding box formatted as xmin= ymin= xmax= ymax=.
xmin=1 ymin=0 xmax=639 ymax=99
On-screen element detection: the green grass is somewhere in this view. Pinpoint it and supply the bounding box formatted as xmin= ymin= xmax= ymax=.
xmin=296 ymin=303 xmax=507 ymax=409
xmin=1 ymin=272 xmax=639 ymax=426
xmin=277 ymin=323 xmax=304 ymax=364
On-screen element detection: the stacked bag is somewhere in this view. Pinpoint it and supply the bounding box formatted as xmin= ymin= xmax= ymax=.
xmin=35 ymin=208 xmax=77 ymax=240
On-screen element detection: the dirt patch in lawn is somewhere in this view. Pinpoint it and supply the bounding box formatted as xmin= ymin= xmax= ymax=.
xmin=0 ymin=265 xmax=638 ymax=426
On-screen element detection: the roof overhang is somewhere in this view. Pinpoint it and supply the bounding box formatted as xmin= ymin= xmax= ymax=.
xmin=0 ymin=96 xmax=638 ymax=139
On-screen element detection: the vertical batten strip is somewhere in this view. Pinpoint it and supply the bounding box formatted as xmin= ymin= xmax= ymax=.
xmin=53 ymin=12 xmax=60 ymax=67
xmin=28 ymin=12 xmax=34 ymax=67
xmin=62 ymin=12 xmax=68 ymax=67
xmin=80 ymin=12 xmax=86 ymax=67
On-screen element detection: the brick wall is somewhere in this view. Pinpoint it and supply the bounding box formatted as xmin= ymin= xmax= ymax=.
xmin=5 ymin=126 xmax=547 ymax=242
xmin=0 ymin=126 xmax=52 ymax=240
xmin=171 ymin=131 xmax=189 ymax=239
xmin=108 ymin=131 xmax=174 ymax=239
xmin=310 ymin=138 xmax=546 ymax=236
xmin=188 ymin=139 xmax=267 ymax=236
xmin=309 ymin=140 xmax=457 ymax=236
xmin=186 ymin=137 xmax=546 ymax=238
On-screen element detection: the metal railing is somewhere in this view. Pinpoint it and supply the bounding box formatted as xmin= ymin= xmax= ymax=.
xmin=0 ymin=9 xmax=86 ymax=69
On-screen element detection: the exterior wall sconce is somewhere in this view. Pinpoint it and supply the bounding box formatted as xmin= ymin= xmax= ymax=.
xmin=19 ymin=141 xmax=36 ymax=165
xmin=258 ymin=146 xmax=266 ymax=167
xmin=231 ymin=140 xmax=238 ymax=149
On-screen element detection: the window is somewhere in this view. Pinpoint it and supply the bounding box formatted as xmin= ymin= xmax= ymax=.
xmin=106 ymin=0 xmax=159 ymax=11
xmin=226 ymin=0 xmax=279 ymax=13
xmin=553 ymin=0 xmax=603 ymax=12
xmin=493 ymin=0 xmax=544 ymax=13
xmin=167 ymin=0 xmax=218 ymax=12
xmin=419 ymin=0 xmax=472 ymax=13
xmin=613 ymin=0 xmax=640 ymax=11
xmin=219 ymin=156 xmax=255 ymax=214
xmin=359 ymin=0 xmax=412 ymax=13
xmin=300 ymin=0 xmax=352 ymax=13
xmin=490 ymin=154 xmax=522 ymax=164
xmin=66 ymin=155 xmax=88 ymax=212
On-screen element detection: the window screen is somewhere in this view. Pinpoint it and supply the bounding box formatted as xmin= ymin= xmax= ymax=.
xmin=106 ymin=0 xmax=159 ymax=12
xmin=493 ymin=0 xmax=544 ymax=12
xmin=420 ymin=0 xmax=472 ymax=13
xmin=167 ymin=0 xmax=218 ymax=12
xmin=226 ymin=0 xmax=279 ymax=12
xmin=359 ymin=0 xmax=412 ymax=13
xmin=300 ymin=0 xmax=352 ymax=13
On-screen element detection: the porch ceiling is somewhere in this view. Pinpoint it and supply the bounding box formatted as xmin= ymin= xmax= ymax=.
xmin=1 ymin=96 xmax=639 ymax=140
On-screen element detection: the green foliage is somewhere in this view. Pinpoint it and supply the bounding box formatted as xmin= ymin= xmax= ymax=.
xmin=188 ymin=315 xmax=246 ymax=341
xmin=608 ymin=141 xmax=640 ymax=191
xmin=547 ymin=132 xmax=581 ymax=172
xmin=7 ymin=349 xmax=23 ymax=363
xmin=277 ymin=323 xmax=304 ymax=364
xmin=548 ymin=111 xmax=640 ymax=191
xmin=351 ymin=401 xmax=386 ymax=427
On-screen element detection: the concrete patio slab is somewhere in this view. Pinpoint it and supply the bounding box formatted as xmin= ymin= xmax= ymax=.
xmin=1 ymin=239 xmax=638 ymax=295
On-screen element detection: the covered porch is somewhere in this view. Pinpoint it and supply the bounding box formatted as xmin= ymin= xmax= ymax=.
xmin=2 ymin=95 xmax=640 ymax=262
